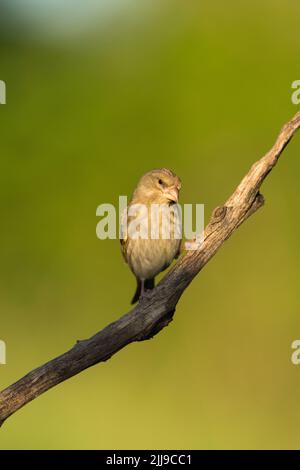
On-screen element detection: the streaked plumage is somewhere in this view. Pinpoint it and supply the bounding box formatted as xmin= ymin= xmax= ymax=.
xmin=121 ymin=168 xmax=182 ymax=303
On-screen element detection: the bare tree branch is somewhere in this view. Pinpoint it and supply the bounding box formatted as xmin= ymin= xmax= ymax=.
xmin=1 ymin=112 xmax=300 ymax=427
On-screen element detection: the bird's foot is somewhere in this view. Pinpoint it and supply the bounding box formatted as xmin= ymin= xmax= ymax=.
xmin=139 ymin=288 xmax=153 ymax=302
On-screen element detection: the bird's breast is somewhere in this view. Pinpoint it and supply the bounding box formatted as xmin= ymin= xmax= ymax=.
xmin=125 ymin=205 xmax=181 ymax=280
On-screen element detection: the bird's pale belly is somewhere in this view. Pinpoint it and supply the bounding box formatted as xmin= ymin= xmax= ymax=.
xmin=126 ymin=237 xmax=180 ymax=280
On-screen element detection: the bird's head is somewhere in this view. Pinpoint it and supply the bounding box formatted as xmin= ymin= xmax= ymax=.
xmin=133 ymin=168 xmax=181 ymax=205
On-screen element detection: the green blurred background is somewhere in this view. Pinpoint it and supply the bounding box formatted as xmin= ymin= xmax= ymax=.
xmin=1 ymin=0 xmax=300 ymax=450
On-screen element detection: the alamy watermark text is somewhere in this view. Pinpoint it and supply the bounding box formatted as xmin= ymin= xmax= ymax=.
xmin=0 ymin=80 xmax=6 ymax=104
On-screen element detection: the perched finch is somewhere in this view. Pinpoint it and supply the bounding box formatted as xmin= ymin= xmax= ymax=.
xmin=121 ymin=168 xmax=182 ymax=304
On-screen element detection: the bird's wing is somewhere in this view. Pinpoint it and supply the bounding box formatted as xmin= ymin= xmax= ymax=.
xmin=120 ymin=238 xmax=127 ymax=261
xmin=120 ymin=207 xmax=129 ymax=263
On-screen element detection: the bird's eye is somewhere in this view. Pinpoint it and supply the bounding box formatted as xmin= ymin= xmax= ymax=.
xmin=158 ymin=179 xmax=164 ymax=185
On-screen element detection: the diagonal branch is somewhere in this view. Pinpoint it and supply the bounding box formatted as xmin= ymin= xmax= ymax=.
xmin=1 ymin=111 xmax=300 ymax=427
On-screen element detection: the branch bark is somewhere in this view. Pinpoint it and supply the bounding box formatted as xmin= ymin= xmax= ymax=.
xmin=1 ymin=112 xmax=300 ymax=427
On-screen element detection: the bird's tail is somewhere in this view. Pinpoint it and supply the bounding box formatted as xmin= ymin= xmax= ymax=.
xmin=131 ymin=278 xmax=155 ymax=304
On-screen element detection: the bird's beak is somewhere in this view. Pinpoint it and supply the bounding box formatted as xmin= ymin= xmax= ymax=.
xmin=165 ymin=186 xmax=179 ymax=203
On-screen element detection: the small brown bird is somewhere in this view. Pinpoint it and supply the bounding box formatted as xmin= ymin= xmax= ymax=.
xmin=121 ymin=168 xmax=182 ymax=304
